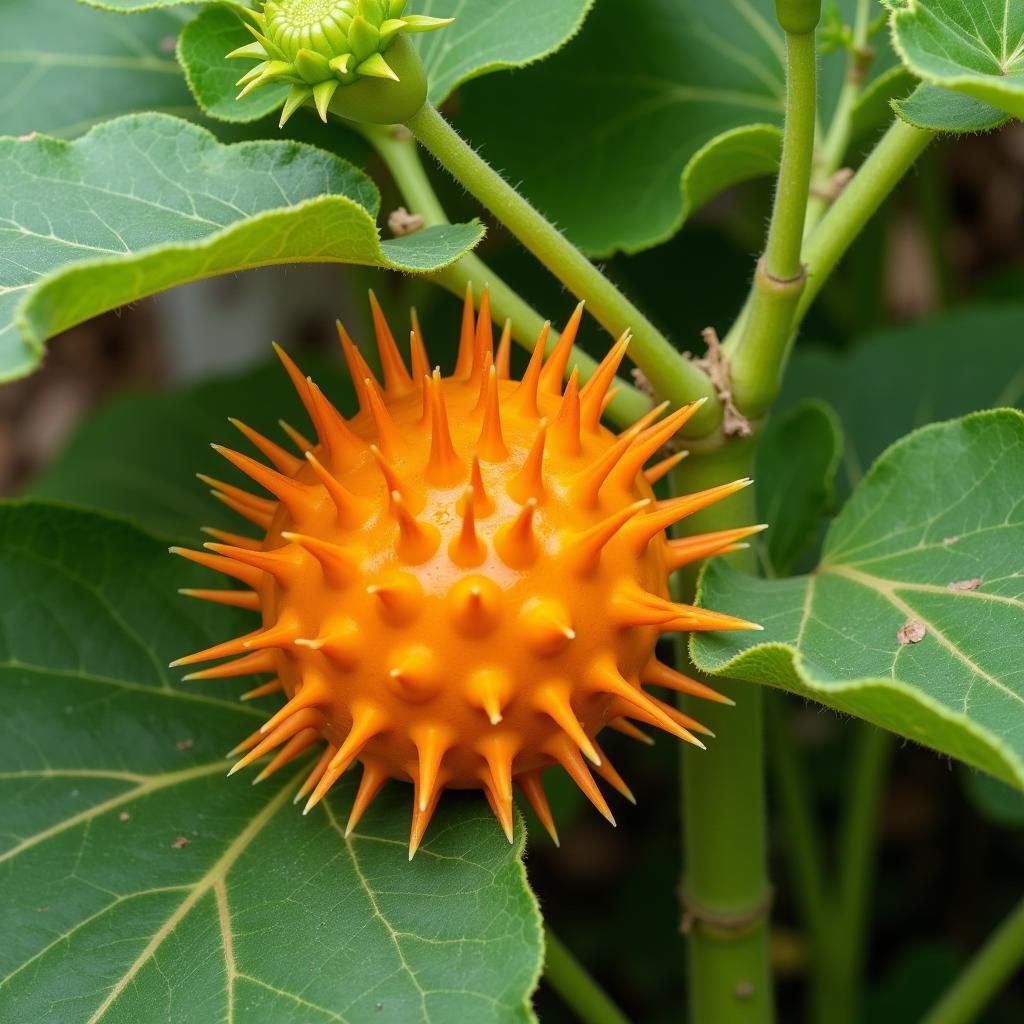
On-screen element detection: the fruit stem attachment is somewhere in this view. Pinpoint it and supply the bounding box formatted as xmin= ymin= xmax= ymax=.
xmin=922 ymin=895 xmax=1024 ymax=1024
xmin=358 ymin=123 xmax=652 ymax=429
xmin=728 ymin=10 xmax=818 ymax=420
xmin=403 ymin=102 xmax=723 ymax=436
xmin=672 ymin=444 xmax=774 ymax=1023
xmin=543 ymin=926 xmax=630 ymax=1024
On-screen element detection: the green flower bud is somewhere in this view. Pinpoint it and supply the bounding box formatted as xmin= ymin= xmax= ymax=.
xmin=227 ymin=0 xmax=453 ymax=126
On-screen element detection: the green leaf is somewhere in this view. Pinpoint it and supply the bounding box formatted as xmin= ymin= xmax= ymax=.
xmin=177 ymin=0 xmax=595 ymax=123
xmin=779 ymin=305 xmax=1024 ymax=498
xmin=456 ymin=0 xmax=901 ymax=256
xmin=0 ymin=501 xmax=543 ymax=1022
xmin=961 ymin=768 xmax=1024 ymax=828
xmin=888 ymin=0 xmax=1024 ymax=122
xmin=692 ymin=410 xmax=1024 ymax=790
xmin=893 ymin=82 xmax=1011 ymax=132
xmin=0 ymin=0 xmax=195 ymax=138
xmin=0 ymin=113 xmax=483 ymax=382
xmin=755 ymin=401 xmax=843 ymax=575
xmin=29 ymin=356 xmax=354 ymax=540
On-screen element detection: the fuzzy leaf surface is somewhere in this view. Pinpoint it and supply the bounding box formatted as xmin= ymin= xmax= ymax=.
xmin=888 ymin=0 xmax=1024 ymax=121
xmin=693 ymin=410 xmax=1024 ymax=790
xmin=893 ymin=82 xmax=1011 ymax=131
xmin=755 ymin=401 xmax=843 ymax=576
xmin=0 ymin=0 xmax=195 ymax=138
xmin=0 ymin=501 xmax=542 ymax=1023
xmin=456 ymin=0 xmax=902 ymax=256
xmin=0 ymin=113 xmax=482 ymax=382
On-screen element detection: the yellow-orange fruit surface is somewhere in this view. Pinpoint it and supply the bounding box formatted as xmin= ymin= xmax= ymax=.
xmin=173 ymin=291 xmax=762 ymax=855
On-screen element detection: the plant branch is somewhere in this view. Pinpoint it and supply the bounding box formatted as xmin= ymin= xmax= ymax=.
xmin=674 ymin=443 xmax=774 ymax=1023
xmin=804 ymin=0 xmax=874 ymax=233
xmin=922 ymin=895 xmax=1024 ymax=1024
xmin=357 ymin=123 xmax=652 ymax=429
xmin=403 ymin=102 xmax=723 ymax=435
xmin=543 ymin=927 xmax=630 ymax=1024
xmin=729 ymin=19 xmax=818 ymax=419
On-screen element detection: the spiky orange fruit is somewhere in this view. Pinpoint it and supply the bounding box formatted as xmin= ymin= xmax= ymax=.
xmin=172 ymin=290 xmax=763 ymax=856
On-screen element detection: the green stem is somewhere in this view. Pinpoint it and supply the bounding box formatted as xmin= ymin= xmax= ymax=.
xmin=804 ymin=0 xmax=873 ymax=234
xmin=543 ymin=927 xmax=630 ymax=1024
xmin=357 ymin=123 xmax=651 ymax=429
xmin=674 ymin=443 xmax=774 ymax=1023
xmin=404 ymin=102 xmax=722 ymax=435
xmin=730 ymin=26 xmax=817 ymax=418
xmin=766 ymin=696 xmax=829 ymax=957
xmin=798 ymin=119 xmax=934 ymax=323
xmin=827 ymin=723 xmax=893 ymax=1024
xmin=922 ymin=896 xmax=1024 ymax=1024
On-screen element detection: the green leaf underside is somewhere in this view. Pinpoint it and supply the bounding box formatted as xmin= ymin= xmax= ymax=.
xmin=693 ymin=410 xmax=1024 ymax=790
xmin=755 ymin=401 xmax=843 ymax=576
xmin=457 ymin=0 xmax=900 ymax=257
xmin=0 ymin=0 xmax=196 ymax=139
xmin=0 ymin=113 xmax=483 ymax=383
xmin=779 ymin=304 xmax=1024 ymax=498
xmin=0 ymin=501 xmax=542 ymax=1023
xmin=893 ymin=82 xmax=1011 ymax=132
xmin=29 ymin=356 xmax=355 ymax=541
xmin=888 ymin=0 xmax=1024 ymax=121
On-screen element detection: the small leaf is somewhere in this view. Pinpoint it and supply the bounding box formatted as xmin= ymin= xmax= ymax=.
xmin=888 ymin=0 xmax=1024 ymax=122
xmin=756 ymin=401 xmax=843 ymax=575
xmin=0 ymin=501 xmax=543 ymax=1021
xmin=692 ymin=410 xmax=1024 ymax=790
xmin=893 ymin=82 xmax=1010 ymax=132
xmin=0 ymin=113 xmax=483 ymax=382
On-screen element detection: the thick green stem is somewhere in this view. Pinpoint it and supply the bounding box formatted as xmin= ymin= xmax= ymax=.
xmin=543 ymin=927 xmax=630 ymax=1024
xmin=358 ymin=124 xmax=650 ymax=428
xmin=825 ymin=723 xmax=892 ymax=1024
xmin=674 ymin=443 xmax=774 ymax=1023
xmin=404 ymin=103 xmax=722 ymax=434
xmin=923 ymin=896 xmax=1024 ymax=1024
xmin=730 ymin=26 xmax=817 ymax=418
xmin=804 ymin=0 xmax=873 ymax=233
xmin=799 ymin=119 xmax=934 ymax=322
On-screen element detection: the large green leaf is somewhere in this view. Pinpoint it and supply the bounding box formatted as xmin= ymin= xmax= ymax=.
xmin=0 ymin=501 xmax=542 ymax=1022
xmin=692 ymin=410 xmax=1024 ymax=790
xmin=0 ymin=0 xmax=195 ymax=138
xmin=0 ymin=112 xmax=483 ymax=382
xmin=888 ymin=0 xmax=1024 ymax=121
xmin=780 ymin=305 xmax=1024 ymax=497
xmin=456 ymin=0 xmax=903 ymax=256
xmin=28 ymin=356 xmax=353 ymax=540
xmin=177 ymin=0 xmax=595 ymax=123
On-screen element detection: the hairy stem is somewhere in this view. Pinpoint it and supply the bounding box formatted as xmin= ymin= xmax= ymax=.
xmin=674 ymin=443 xmax=774 ymax=1023
xmin=543 ymin=927 xmax=630 ymax=1024
xmin=730 ymin=24 xmax=818 ymax=418
xmin=922 ymin=896 xmax=1024 ymax=1024
xmin=404 ymin=103 xmax=722 ymax=435
xmin=358 ymin=124 xmax=651 ymax=429
xmin=804 ymin=0 xmax=873 ymax=233
xmin=827 ymin=723 xmax=893 ymax=1024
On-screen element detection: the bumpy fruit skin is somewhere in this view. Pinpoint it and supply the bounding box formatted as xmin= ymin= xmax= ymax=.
xmin=229 ymin=0 xmax=451 ymax=126
xmin=173 ymin=291 xmax=763 ymax=855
